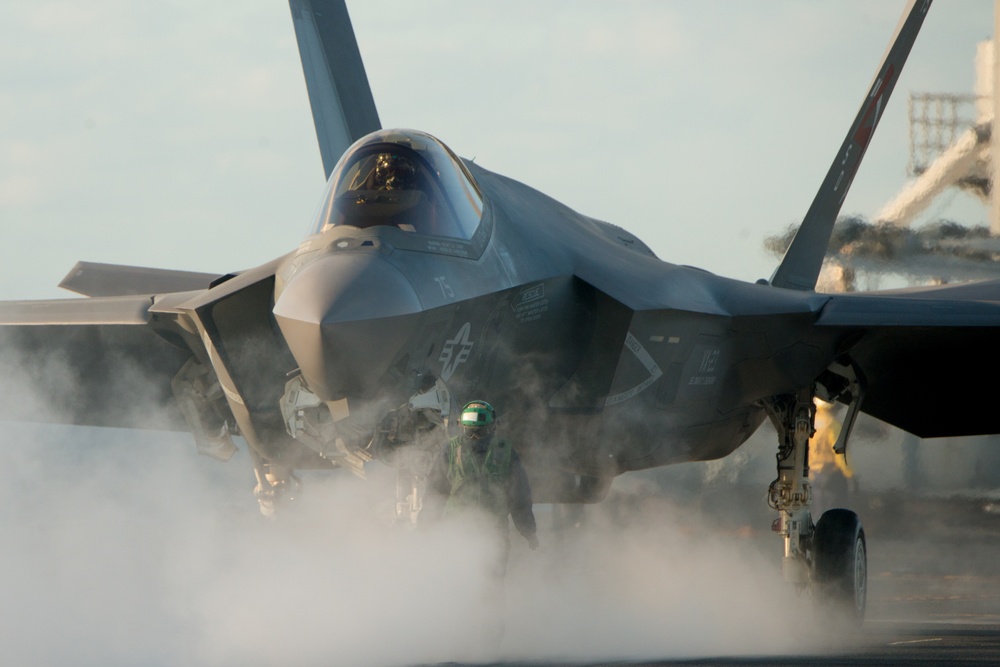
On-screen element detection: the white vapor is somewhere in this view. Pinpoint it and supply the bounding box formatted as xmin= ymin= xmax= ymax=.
xmin=0 ymin=341 xmax=829 ymax=666
xmin=0 ymin=418 xmax=829 ymax=666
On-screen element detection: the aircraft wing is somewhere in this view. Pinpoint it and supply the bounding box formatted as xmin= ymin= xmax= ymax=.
xmin=0 ymin=295 xmax=194 ymax=430
xmin=58 ymin=261 xmax=220 ymax=297
xmin=818 ymin=280 xmax=1000 ymax=438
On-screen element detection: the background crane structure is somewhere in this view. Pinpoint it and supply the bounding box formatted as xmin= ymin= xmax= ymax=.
xmin=877 ymin=36 xmax=996 ymax=231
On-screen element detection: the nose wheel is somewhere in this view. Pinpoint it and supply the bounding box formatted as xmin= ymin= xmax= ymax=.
xmin=813 ymin=508 xmax=867 ymax=624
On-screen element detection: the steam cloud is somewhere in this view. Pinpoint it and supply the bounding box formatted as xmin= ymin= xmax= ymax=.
xmin=0 ymin=340 xmax=835 ymax=666
xmin=1 ymin=421 xmax=842 ymax=666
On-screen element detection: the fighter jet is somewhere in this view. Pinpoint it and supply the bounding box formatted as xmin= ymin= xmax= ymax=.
xmin=0 ymin=0 xmax=993 ymax=622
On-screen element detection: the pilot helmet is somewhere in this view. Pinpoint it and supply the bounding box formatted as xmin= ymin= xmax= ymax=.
xmin=374 ymin=152 xmax=417 ymax=190
xmin=460 ymin=400 xmax=497 ymax=440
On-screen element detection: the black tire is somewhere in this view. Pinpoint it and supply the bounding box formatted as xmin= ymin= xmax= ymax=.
xmin=812 ymin=508 xmax=867 ymax=624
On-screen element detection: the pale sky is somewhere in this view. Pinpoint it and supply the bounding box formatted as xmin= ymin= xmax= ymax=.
xmin=0 ymin=1 xmax=993 ymax=300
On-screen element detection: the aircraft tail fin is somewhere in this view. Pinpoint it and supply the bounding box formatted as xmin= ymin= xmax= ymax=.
xmin=769 ymin=0 xmax=932 ymax=291
xmin=288 ymin=0 xmax=381 ymax=179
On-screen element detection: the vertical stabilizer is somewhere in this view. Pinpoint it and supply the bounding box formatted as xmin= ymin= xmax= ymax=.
xmin=289 ymin=0 xmax=381 ymax=179
xmin=769 ymin=0 xmax=932 ymax=291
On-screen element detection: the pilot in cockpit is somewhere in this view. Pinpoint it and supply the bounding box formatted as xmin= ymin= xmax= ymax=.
xmin=349 ymin=150 xmax=440 ymax=234
xmin=325 ymin=131 xmax=481 ymax=239
xmin=373 ymin=152 xmax=417 ymax=191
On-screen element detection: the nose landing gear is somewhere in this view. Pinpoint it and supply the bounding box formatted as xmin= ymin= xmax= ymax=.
xmin=764 ymin=389 xmax=867 ymax=624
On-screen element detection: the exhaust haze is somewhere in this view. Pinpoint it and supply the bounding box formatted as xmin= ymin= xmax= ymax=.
xmin=0 ymin=417 xmax=836 ymax=666
xmin=765 ymin=216 xmax=1000 ymax=289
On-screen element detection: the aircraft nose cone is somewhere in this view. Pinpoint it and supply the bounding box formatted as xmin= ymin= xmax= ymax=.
xmin=273 ymin=252 xmax=422 ymax=400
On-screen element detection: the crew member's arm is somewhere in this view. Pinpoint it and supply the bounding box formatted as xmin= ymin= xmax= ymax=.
xmin=507 ymin=449 xmax=538 ymax=549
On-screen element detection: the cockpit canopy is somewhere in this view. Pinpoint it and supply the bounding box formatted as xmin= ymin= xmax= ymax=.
xmin=310 ymin=129 xmax=484 ymax=240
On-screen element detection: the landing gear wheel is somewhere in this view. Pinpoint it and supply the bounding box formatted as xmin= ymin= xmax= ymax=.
xmin=813 ymin=508 xmax=867 ymax=624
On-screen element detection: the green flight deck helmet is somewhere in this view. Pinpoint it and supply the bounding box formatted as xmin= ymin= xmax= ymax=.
xmin=460 ymin=400 xmax=497 ymax=440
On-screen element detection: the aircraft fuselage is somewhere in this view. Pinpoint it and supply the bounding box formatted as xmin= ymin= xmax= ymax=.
xmin=252 ymin=149 xmax=843 ymax=501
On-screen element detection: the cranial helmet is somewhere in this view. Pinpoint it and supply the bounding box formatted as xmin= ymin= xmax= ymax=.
xmin=374 ymin=152 xmax=417 ymax=190
xmin=460 ymin=400 xmax=497 ymax=440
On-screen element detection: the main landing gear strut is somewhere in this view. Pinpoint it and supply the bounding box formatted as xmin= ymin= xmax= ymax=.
xmin=764 ymin=389 xmax=867 ymax=623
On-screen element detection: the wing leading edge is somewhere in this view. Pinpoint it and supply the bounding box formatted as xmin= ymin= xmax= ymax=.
xmin=58 ymin=261 xmax=220 ymax=298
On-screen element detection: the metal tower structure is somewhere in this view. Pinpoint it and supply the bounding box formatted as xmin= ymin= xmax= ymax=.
xmin=877 ymin=7 xmax=1000 ymax=233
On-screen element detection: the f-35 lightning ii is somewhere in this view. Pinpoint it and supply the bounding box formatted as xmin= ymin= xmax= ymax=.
xmin=2 ymin=0 xmax=995 ymax=622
